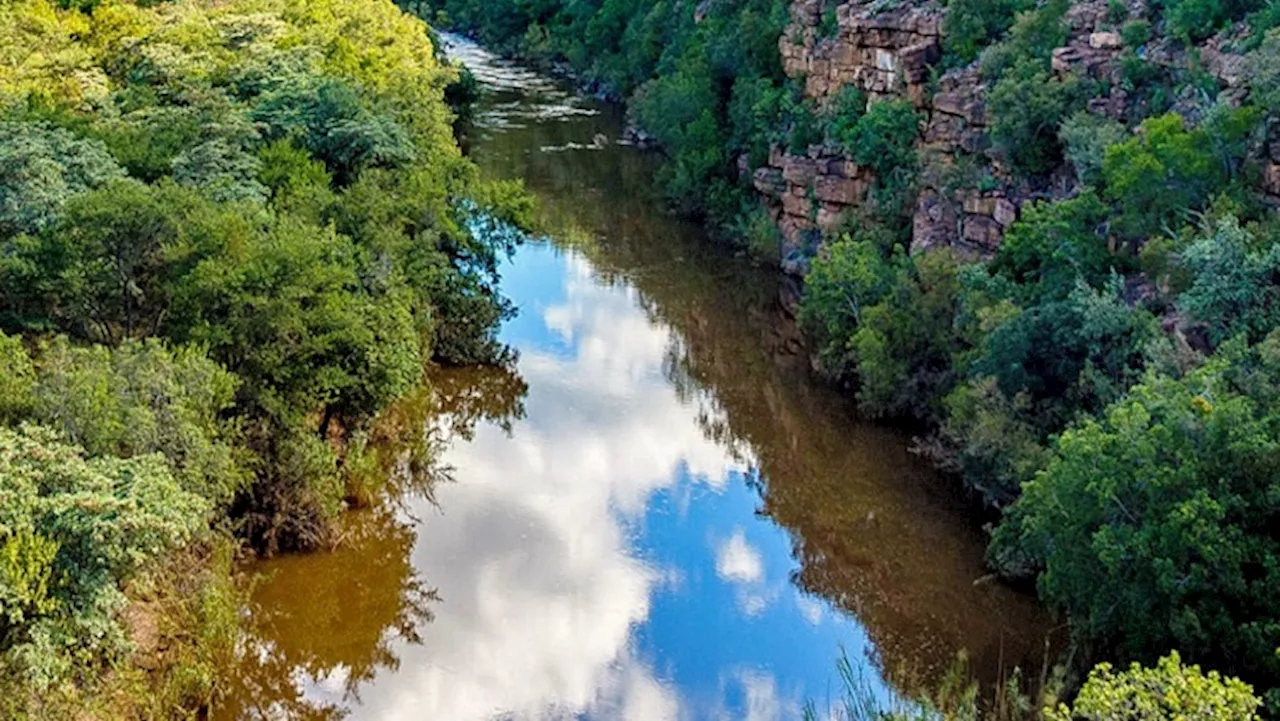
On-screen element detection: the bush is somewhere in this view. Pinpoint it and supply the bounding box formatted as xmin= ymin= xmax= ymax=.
xmin=1059 ymin=112 xmax=1129 ymax=187
xmin=0 ymin=332 xmax=34 ymax=423
xmin=1102 ymin=111 xmax=1257 ymax=241
xmin=943 ymin=0 xmax=1035 ymax=65
xmin=945 ymin=276 xmax=1164 ymax=505
xmin=988 ymin=59 xmax=1086 ymax=176
xmin=1178 ymin=216 xmax=1280 ymax=346
xmin=0 ymin=123 xmax=125 ymax=237
xmin=1156 ymin=0 xmax=1269 ymax=43
xmin=0 ymin=424 xmax=208 ymax=693
xmin=28 ymin=337 xmax=247 ymax=507
xmin=801 ymin=229 xmax=963 ymax=421
xmin=800 ymin=225 xmax=900 ymax=377
xmin=992 ymin=192 xmax=1116 ymax=301
xmin=1046 ymin=652 xmax=1262 ymax=720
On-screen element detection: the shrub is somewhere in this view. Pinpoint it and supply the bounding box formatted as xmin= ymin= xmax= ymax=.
xmin=800 ymin=225 xmax=900 ymax=377
xmin=943 ymin=0 xmax=1035 ymax=65
xmin=0 ymin=331 xmax=34 ymax=422
xmin=989 ymin=60 xmax=1086 ymax=176
xmin=1102 ymin=111 xmax=1256 ymax=240
xmin=1046 ymin=652 xmax=1262 ymax=720
xmin=1059 ymin=112 xmax=1129 ymax=187
xmin=0 ymin=424 xmax=208 ymax=692
xmin=0 ymin=123 xmax=125 ymax=237
xmin=801 ymin=229 xmax=963 ymax=421
xmin=1178 ymin=216 xmax=1280 ymax=346
xmin=992 ymin=192 xmax=1117 ymax=300
xmin=29 ymin=337 xmax=247 ymax=507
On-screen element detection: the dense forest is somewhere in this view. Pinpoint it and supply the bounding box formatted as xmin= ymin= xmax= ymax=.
xmin=0 ymin=0 xmax=526 ymax=716
xmin=412 ymin=0 xmax=1280 ymax=715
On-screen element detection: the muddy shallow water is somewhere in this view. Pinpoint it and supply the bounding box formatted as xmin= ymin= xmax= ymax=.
xmin=213 ymin=35 xmax=1051 ymax=721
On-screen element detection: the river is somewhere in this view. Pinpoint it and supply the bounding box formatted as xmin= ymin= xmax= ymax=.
xmin=214 ymin=35 xmax=1050 ymax=721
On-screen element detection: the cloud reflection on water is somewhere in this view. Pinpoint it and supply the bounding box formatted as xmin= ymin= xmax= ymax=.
xmin=329 ymin=249 xmax=774 ymax=720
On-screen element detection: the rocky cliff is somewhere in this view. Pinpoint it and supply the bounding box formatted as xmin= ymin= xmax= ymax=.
xmin=755 ymin=0 xmax=1266 ymax=276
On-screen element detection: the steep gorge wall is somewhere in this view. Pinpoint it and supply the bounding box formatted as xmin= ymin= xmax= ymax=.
xmin=755 ymin=0 xmax=1264 ymax=276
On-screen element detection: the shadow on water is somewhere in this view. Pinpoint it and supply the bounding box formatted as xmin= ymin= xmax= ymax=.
xmin=214 ymin=34 xmax=1055 ymax=721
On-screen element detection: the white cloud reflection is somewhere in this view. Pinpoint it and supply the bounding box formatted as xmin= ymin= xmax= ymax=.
xmin=316 ymin=251 xmax=753 ymax=720
xmin=716 ymin=529 xmax=765 ymax=584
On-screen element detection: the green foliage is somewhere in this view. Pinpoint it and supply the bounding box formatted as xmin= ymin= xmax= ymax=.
xmin=0 ymin=423 xmax=208 ymax=691
xmin=0 ymin=122 xmax=124 ymax=237
xmin=1247 ymin=31 xmax=1280 ymax=114
xmin=0 ymin=332 xmax=34 ymax=423
xmin=800 ymin=224 xmax=900 ymax=377
xmin=172 ymin=139 xmax=269 ymax=204
xmin=1102 ymin=111 xmax=1256 ymax=240
xmin=837 ymin=99 xmax=921 ymax=216
xmin=940 ymin=376 xmax=1052 ymax=508
xmin=735 ymin=203 xmax=784 ymax=264
xmin=993 ymin=337 xmax=1280 ymax=693
xmin=943 ymin=273 xmax=1164 ymax=505
xmin=1178 ymin=216 xmax=1280 ymax=346
xmin=27 ymin=337 xmax=246 ymax=507
xmin=992 ymin=192 xmax=1116 ymax=300
xmin=1059 ymin=112 xmax=1129 ymax=187
xmin=1046 ymin=652 xmax=1262 ymax=720
xmin=253 ymin=77 xmax=417 ymax=185
xmin=801 ymin=228 xmax=962 ymax=421
xmin=1122 ymin=18 xmax=1154 ymax=48
xmin=942 ymin=0 xmax=1035 ymax=65
xmin=980 ymin=0 xmax=1070 ymax=80
xmin=853 ymin=249 xmax=962 ymax=420
xmin=5 ymin=179 xmax=247 ymax=344
xmin=988 ymin=60 xmax=1086 ymax=176
xmin=1154 ymin=0 xmax=1269 ymax=43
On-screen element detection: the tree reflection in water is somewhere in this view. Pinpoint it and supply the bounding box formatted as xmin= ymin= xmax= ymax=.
xmin=214 ymin=364 xmax=528 ymax=720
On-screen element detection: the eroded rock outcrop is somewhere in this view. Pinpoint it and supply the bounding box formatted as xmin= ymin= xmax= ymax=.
xmin=757 ymin=0 xmax=1262 ymax=274
xmin=765 ymin=0 xmax=1025 ymax=267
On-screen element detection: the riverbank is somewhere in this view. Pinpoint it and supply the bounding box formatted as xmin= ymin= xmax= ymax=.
xmin=0 ymin=0 xmax=526 ymax=715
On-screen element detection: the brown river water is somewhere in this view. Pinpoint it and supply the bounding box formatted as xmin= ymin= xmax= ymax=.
xmin=213 ymin=35 xmax=1052 ymax=721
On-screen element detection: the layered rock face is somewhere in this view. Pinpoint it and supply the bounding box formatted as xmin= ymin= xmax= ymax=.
xmin=757 ymin=0 xmax=1259 ymax=275
xmin=779 ymin=0 xmax=943 ymax=105
xmin=761 ymin=0 xmax=1018 ymax=272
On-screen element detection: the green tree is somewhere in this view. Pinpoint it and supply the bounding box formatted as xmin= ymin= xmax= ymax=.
xmin=29 ymin=337 xmax=247 ymax=507
xmin=172 ymin=138 xmax=269 ymax=204
xmin=993 ymin=337 xmax=1280 ymax=691
xmin=1178 ymin=216 xmax=1280 ymax=346
xmin=800 ymin=226 xmax=900 ymax=377
xmin=0 ymin=331 xmax=34 ymax=423
xmin=992 ymin=192 xmax=1116 ymax=301
xmin=1059 ymin=111 xmax=1128 ymax=187
xmin=253 ymin=77 xmax=418 ymax=185
xmin=989 ymin=59 xmax=1085 ymax=176
xmin=4 ymin=180 xmax=250 ymax=344
xmin=942 ymin=0 xmax=1035 ymax=64
xmin=0 ymin=123 xmax=124 ymax=237
xmin=1102 ymin=112 xmax=1253 ymax=241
